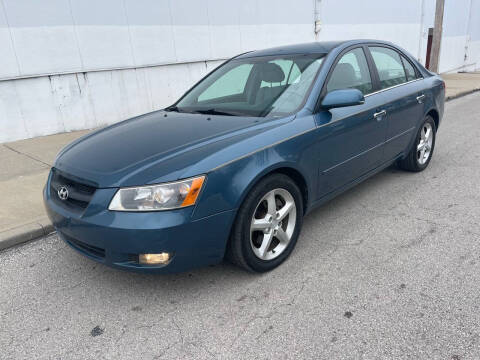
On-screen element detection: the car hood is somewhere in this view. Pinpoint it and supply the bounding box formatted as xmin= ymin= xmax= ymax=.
xmin=54 ymin=110 xmax=285 ymax=188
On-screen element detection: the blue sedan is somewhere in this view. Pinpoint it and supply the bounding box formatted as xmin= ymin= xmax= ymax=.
xmin=44 ymin=40 xmax=445 ymax=273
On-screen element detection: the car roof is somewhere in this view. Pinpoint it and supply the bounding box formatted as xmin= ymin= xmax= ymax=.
xmin=236 ymin=39 xmax=395 ymax=59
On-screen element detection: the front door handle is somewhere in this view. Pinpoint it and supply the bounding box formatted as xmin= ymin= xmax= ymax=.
xmin=373 ymin=110 xmax=387 ymax=120
xmin=416 ymin=94 xmax=426 ymax=103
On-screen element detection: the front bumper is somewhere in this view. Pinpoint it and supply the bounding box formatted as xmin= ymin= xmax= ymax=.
xmin=44 ymin=175 xmax=236 ymax=273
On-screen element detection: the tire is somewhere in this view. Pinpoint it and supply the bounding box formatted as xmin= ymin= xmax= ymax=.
xmin=398 ymin=115 xmax=436 ymax=172
xmin=226 ymin=173 xmax=304 ymax=273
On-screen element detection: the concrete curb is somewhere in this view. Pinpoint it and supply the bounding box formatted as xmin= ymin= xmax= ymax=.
xmin=446 ymin=88 xmax=480 ymax=102
xmin=1 ymin=88 xmax=480 ymax=253
xmin=0 ymin=217 xmax=54 ymax=251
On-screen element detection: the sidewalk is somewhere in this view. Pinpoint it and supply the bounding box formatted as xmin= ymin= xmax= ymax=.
xmin=1 ymin=72 xmax=480 ymax=250
xmin=0 ymin=130 xmax=89 ymax=249
xmin=442 ymin=71 xmax=480 ymax=100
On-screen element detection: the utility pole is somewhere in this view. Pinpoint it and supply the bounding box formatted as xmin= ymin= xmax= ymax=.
xmin=429 ymin=0 xmax=445 ymax=73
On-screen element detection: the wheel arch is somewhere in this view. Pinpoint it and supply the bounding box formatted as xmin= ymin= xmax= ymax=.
xmin=222 ymin=163 xmax=310 ymax=263
xmin=403 ymin=107 xmax=440 ymax=161
xmin=237 ymin=163 xmax=310 ymax=215
xmin=426 ymin=108 xmax=440 ymax=130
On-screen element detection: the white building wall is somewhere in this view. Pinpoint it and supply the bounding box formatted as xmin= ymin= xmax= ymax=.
xmin=0 ymin=0 xmax=478 ymax=143
xmin=464 ymin=0 xmax=480 ymax=72
xmin=0 ymin=0 xmax=314 ymax=80
xmin=316 ymin=0 xmax=427 ymax=58
xmin=438 ymin=0 xmax=478 ymax=73
xmin=0 ymin=0 xmax=315 ymax=143
xmin=0 ymin=60 xmax=225 ymax=142
xmin=418 ymin=0 xmax=437 ymax=66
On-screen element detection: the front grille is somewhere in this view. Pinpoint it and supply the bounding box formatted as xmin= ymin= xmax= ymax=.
xmin=50 ymin=169 xmax=96 ymax=213
xmin=62 ymin=233 xmax=105 ymax=259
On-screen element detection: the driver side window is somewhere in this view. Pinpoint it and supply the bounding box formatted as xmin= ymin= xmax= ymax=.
xmin=198 ymin=64 xmax=253 ymax=102
xmin=327 ymin=48 xmax=373 ymax=95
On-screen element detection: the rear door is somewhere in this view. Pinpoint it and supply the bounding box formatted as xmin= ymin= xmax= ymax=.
xmin=367 ymin=46 xmax=425 ymax=161
xmin=315 ymin=46 xmax=388 ymax=197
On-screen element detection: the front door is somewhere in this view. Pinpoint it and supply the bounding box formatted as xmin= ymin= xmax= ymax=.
xmin=315 ymin=47 xmax=387 ymax=197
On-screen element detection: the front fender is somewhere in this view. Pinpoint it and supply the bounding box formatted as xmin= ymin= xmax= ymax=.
xmin=192 ymin=135 xmax=317 ymax=221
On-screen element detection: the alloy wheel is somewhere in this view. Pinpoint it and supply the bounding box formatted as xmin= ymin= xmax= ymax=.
xmin=417 ymin=122 xmax=433 ymax=165
xmin=250 ymin=188 xmax=297 ymax=261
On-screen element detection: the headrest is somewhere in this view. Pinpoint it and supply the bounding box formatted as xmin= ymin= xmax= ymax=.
xmin=335 ymin=63 xmax=355 ymax=78
xmin=257 ymin=63 xmax=285 ymax=83
xmin=329 ymin=63 xmax=356 ymax=89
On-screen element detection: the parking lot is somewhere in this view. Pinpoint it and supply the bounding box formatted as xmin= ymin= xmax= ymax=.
xmin=1 ymin=92 xmax=480 ymax=359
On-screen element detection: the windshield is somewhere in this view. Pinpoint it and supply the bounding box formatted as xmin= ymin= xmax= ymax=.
xmin=170 ymin=54 xmax=325 ymax=117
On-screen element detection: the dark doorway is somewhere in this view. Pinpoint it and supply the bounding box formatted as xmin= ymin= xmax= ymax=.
xmin=425 ymin=27 xmax=434 ymax=69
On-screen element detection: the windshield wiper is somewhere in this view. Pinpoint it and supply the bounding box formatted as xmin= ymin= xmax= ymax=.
xmin=164 ymin=105 xmax=180 ymax=112
xmin=191 ymin=108 xmax=237 ymax=116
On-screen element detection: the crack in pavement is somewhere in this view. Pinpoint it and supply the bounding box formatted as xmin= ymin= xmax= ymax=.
xmin=2 ymin=144 xmax=52 ymax=167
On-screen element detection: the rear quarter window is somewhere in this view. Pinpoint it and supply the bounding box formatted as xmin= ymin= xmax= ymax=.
xmin=401 ymin=56 xmax=418 ymax=81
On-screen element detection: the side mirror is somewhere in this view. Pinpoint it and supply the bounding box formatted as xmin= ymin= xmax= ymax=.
xmin=321 ymin=89 xmax=365 ymax=110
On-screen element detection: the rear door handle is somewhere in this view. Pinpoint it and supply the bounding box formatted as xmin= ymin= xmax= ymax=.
xmin=373 ymin=110 xmax=386 ymax=120
xmin=416 ymin=94 xmax=426 ymax=103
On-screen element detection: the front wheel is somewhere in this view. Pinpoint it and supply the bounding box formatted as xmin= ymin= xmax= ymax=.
xmin=226 ymin=174 xmax=303 ymax=272
xmin=398 ymin=115 xmax=436 ymax=172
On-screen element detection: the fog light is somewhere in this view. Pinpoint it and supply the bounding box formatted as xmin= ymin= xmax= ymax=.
xmin=139 ymin=253 xmax=171 ymax=265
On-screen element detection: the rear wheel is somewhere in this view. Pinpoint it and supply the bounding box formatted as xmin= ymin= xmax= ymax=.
xmin=226 ymin=174 xmax=303 ymax=272
xmin=398 ymin=115 xmax=436 ymax=172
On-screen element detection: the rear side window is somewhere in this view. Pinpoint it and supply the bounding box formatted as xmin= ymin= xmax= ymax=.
xmin=327 ymin=48 xmax=373 ymax=95
xmin=369 ymin=46 xmax=407 ymax=89
xmin=401 ymin=56 xmax=417 ymax=81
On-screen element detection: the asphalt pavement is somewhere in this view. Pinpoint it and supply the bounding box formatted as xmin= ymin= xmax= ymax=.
xmin=1 ymin=93 xmax=480 ymax=359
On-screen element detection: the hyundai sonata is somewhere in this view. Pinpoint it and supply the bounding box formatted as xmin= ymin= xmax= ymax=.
xmin=44 ymin=40 xmax=445 ymax=273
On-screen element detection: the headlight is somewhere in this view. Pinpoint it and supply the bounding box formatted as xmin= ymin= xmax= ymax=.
xmin=108 ymin=176 xmax=205 ymax=211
